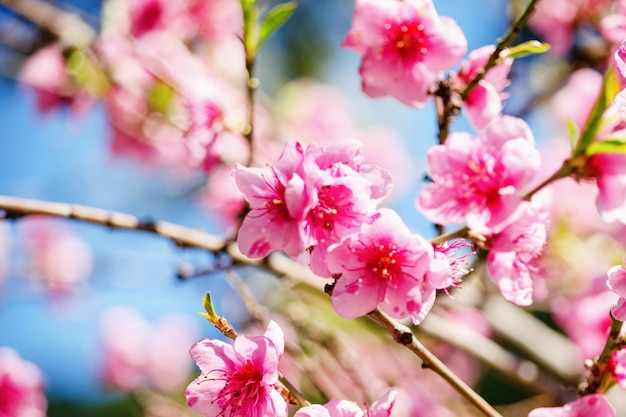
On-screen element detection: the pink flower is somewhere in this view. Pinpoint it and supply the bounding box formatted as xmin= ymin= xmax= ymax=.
xmin=611 ymin=349 xmax=626 ymax=388
xmin=615 ymin=42 xmax=626 ymax=92
xmin=0 ymin=347 xmax=47 ymax=417
xmin=185 ymin=321 xmax=287 ymax=417
xmin=233 ymin=141 xmax=308 ymax=258
xmin=528 ymin=394 xmax=615 ymax=417
xmin=486 ymin=191 xmax=551 ymax=306
xmin=417 ymin=116 xmax=541 ymax=235
xmin=455 ymin=45 xmax=513 ymax=129
xmin=294 ymin=390 xmax=397 ymax=417
xmin=550 ymin=68 xmax=603 ymax=132
xmin=100 ymin=306 xmax=199 ymax=392
xmin=19 ymin=44 xmax=90 ymax=114
xmin=606 ymin=261 xmax=626 ymax=320
xmin=427 ymin=239 xmax=473 ymax=291
xmin=326 ymin=208 xmax=435 ymax=324
xmin=343 ymin=0 xmax=467 ymax=107
xmin=20 ymin=217 xmax=93 ymax=294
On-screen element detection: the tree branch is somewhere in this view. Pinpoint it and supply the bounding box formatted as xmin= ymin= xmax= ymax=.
xmin=367 ymin=308 xmax=503 ymax=417
xmin=0 ymin=0 xmax=96 ymax=48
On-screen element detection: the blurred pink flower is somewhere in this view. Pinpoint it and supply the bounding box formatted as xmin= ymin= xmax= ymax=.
xmin=550 ymin=68 xmax=603 ymax=132
xmin=486 ymin=191 xmax=551 ymax=306
xmin=185 ymin=321 xmax=287 ymax=417
xmin=417 ymin=116 xmax=541 ymax=235
xmin=294 ymin=390 xmax=397 ymax=417
xmin=19 ymin=44 xmax=91 ymax=114
xmin=615 ymin=42 xmax=626 ymax=90
xmin=100 ymin=306 xmax=199 ymax=392
xmin=343 ymin=0 xmax=466 ymax=107
xmin=326 ymin=208 xmax=435 ymax=324
xmin=607 ymin=261 xmax=626 ymax=320
xmin=0 ymin=347 xmax=47 ymax=417
xmin=455 ymin=45 xmax=513 ymax=129
xmin=528 ymin=394 xmax=615 ymax=417
xmin=552 ymin=290 xmax=615 ymax=360
xmin=20 ymin=217 xmax=92 ymax=294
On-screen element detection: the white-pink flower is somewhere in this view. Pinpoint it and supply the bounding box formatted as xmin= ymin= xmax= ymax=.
xmin=185 ymin=321 xmax=287 ymax=417
xmin=455 ymin=45 xmax=513 ymax=129
xmin=607 ymin=261 xmax=626 ymax=320
xmin=343 ymin=0 xmax=467 ymax=107
xmin=417 ymin=116 xmax=541 ymax=235
xmin=326 ymin=208 xmax=435 ymax=324
xmin=233 ymin=141 xmax=308 ymax=258
xmin=294 ymin=390 xmax=397 ymax=417
xmin=528 ymin=394 xmax=615 ymax=417
xmin=0 ymin=347 xmax=47 ymax=417
xmin=486 ymin=191 xmax=551 ymax=306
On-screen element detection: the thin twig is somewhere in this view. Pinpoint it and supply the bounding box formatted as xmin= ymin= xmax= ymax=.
xmin=367 ymin=308 xmax=503 ymax=417
xmin=0 ymin=0 xmax=96 ymax=48
xmin=460 ymin=0 xmax=540 ymax=101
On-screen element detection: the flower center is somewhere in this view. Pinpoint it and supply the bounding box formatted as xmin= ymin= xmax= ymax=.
xmin=385 ymin=20 xmax=429 ymax=61
xmin=308 ymin=185 xmax=362 ymax=241
xmin=212 ymin=361 xmax=264 ymax=417
xmin=362 ymin=241 xmax=403 ymax=283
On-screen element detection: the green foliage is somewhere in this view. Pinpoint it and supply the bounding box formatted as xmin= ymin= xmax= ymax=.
xmin=586 ymin=138 xmax=626 ymax=156
xmin=574 ymin=69 xmax=622 ymax=156
xmin=259 ymin=2 xmax=298 ymax=47
xmin=503 ymin=40 xmax=551 ymax=59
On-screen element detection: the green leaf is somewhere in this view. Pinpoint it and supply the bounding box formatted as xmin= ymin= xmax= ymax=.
xmin=574 ymin=69 xmax=622 ymax=156
xmin=504 ymin=40 xmax=551 ymax=59
xmin=147 ymin=80 xmax=175 ymax=114
xmin=565 ymin=118 xmax=579 ymax=146
xmin=240 ymin=0 xmax=260 ymax=57
xmin=586 ymin=138 xmax=626 ymax=156
xmin=200 ymin=292 xmax=220 ymax=323
xmin=259 ymin=1 xmax=297 ymax=47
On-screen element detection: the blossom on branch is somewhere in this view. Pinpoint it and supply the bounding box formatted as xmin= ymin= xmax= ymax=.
xmin=326 ymin=208 xmax=435 ymax=324
xmin=417 ymin=116 xmax=541 ymax=235
xmin=454 ymin=45 xmax=513 ymax=130
xmin=343 ymin=0 xmax=467 ymax=107
xmin=294 ymin=390 xmax=397 ymax=417
xmin=527 ymin=394 xmax=615 ymax=417
xmin=186 ymin=320 xmax=287 ymax=417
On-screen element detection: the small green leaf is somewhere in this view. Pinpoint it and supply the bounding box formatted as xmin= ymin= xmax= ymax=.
xmin=147 ymin=80 xmax=175 ymax=114
xmin=565 ymin=118 xmax=579 ymax=146
xmin=503 ymin=40 xmax=551 ymax=59
xmin=200 ymin=292 xmax=220 ymax=323
xmin=259 ymin=1 xmax=297 ymax=47
xmin=586 ymin=138 xmax=626 ymax=156
xmin=574 ymin=69 xmax=622 ymax=156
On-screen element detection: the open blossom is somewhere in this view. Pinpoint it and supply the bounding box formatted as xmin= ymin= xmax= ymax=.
xmin=607 ymin=261 xmax=626 ymax=320
xmin=343 ymin=0 xmax=466 ymax=107
xmin=454 ymin=45 xmax=513 ymax=129
xmin=185 ymin=321 xmax=287 ymax=417
xmin=294 ymin=390 xmax=397 ymax=417
xmin=0 ymin=347 xmax=47 ymax=417
xmin=486 ymin=191 xmax=551 ymax=306
xmin=528 ymin=394 xmax=615 ymax=417
xmin=233 ymin=141 xmax=308 ymax=258
xmin=417 ymin=116 xmax=541 ymax=235
xmin=234 ymin=140 xmax=392 ymax=261
xmin=326 ymin=208 xmax=435 ymax=324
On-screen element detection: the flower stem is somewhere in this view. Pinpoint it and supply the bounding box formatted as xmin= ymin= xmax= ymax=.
xmin=429 ymin=226 xmax=469 ymax=246
xmin=460 ymin=0 xmax=539 ymax=100
xmin=368 ymin=309 xmax=503 ymax=417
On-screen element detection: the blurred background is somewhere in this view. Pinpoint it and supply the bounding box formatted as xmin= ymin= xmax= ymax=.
xmin=2 ymin=0 xmax=624 ymax=416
